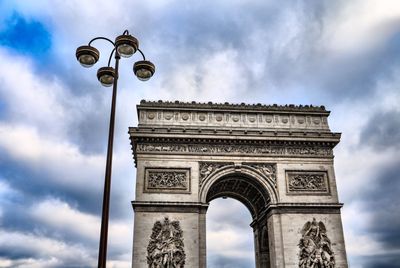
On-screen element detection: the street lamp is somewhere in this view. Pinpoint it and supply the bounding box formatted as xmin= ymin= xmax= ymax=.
xmin=76 ymin=30 xmax=155 ymax=268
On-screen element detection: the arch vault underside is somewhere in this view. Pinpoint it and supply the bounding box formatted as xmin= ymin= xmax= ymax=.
xmin=206 ymin=174 xmax=269 ymax=218
xmin=130 ymin=100 xmax=348 ymax=268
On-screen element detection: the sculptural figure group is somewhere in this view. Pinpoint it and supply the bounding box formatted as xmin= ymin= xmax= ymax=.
xmin=147 ymin=217 xmax=186 ymax=268
xmin=298 ymin=218 xmax=335 ymax=268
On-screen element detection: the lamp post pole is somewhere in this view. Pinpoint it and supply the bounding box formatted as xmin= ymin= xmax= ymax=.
xmin=98 ymin=52 xmax=120 ymax=268
xmin=76 ymin=30 xmax=155 ymax=268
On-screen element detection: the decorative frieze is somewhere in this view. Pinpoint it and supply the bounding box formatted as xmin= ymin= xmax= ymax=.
xmin=145 ymin=168 xmax=190 ymax=193
xmin=298 ymin=218 xmax=335 ymax=267
xmin=139 ymin=109 xmax=329 ymax=130
xmin=137 ymin=143 xmax=333 ymax=158
xmin=286 ymin=171 xmax=329 ymax=194
xmin=147 ymin=217 xmax=186 ymax=267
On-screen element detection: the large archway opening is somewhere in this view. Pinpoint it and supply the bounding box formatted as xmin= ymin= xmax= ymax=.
xmin=207 ymin=197 xmax=255 ymax=268
xmin=204 ymin=173 xmax=272 ymax=268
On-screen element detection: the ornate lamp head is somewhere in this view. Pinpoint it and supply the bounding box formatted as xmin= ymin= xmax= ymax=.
xmin=133 ymin=60 xmax=155 ymax=81
xmin=97 ymin=67 xmax=116 ymax=87
xmin=115 ymin=34 xmax=139 ymax=58
xmin=76 ymin=45 xmax=99 ymax=67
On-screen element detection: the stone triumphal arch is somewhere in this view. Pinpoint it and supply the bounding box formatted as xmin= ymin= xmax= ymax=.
xmin=129 ymin=100 xmax=348 ymax=267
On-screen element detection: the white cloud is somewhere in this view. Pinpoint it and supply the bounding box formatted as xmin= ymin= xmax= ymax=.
xmin=31 ymin=198 xmax=100 ymax=240
xmin=0 ymin=230 xmax=95 ymax=266
xmin=207 ymin=198 xmax=255 ymax=262
xmin=323 ymin=0 xmax=400 ymax=52
xmin=0 ymin=49 xmax=69 ymax=136
xmin=0 ymin=257 xmax=61 ymax=268
xmin=30 ymin=198 xmax=132 ymax=250
xmin=0 ymin=123 xmax=104 ymax=193
xmin=157 ymin=48 xmax=248 ymax=102
xmin=207 ymin=228 xmax=254 ymax=259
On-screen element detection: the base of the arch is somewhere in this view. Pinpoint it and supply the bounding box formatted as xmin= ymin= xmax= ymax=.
xmin=131 ymin=202 xmax=347 ymax=268
xmin=132 ymin=201 xmax=208 ymax=268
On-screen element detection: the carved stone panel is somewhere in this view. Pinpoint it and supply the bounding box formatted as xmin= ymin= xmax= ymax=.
xmin=147 ymin=217 xmax=185 ymax=268
xmin=286 ymin=171 xmax=329 ymax=195
xmin=145 ymin=168 xmax=190 ymax=194
xmin=298 ymin=218 xmax=335 ymax=267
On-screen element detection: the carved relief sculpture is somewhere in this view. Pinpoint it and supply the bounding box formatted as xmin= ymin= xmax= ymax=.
xmin=137 ymin=143 xmax=333 ymax=157
xmin=145 ymin=168 xmax=190 ymax=193
xmin=147 ymin=217 xmax=186 ymax=268
xmin=286 ymin=171 xmax=329 ymax=194
xmin=298 ymin=218 xmax=335 ymax=268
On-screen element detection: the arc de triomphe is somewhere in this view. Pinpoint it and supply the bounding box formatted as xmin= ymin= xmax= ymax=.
xmin=129 ymin=100 xmax=348 ymax=267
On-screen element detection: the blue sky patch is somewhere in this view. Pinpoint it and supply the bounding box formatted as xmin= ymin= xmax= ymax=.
xmin=0 ymin=13 xmax=51 ymax=57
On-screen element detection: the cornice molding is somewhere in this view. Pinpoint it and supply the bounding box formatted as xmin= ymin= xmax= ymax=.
xmin=139 ymin=100 xmax=328 ymax=113
xmin=129 ymin=126 xmax=341 ymax=140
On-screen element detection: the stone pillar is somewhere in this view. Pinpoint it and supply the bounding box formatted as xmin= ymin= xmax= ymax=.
xmin=131 ymin=202 xmax=208 ymax=268
xmin=198 ymin=209 xmax=207 ymax=268
xmin=251 ymin=217 xmax=271 ymax=268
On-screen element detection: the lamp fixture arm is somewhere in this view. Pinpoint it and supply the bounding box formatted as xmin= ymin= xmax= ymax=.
xmin=108 ymin=48 xmax=116 ymax=67
xmin=137 ymin=48 xmax=146 ymax=60
xmin=88 ymin=36 xmax=115 ymax=47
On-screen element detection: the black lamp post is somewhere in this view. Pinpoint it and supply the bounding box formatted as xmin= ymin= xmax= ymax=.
xmin=76 ymin=30 xmax=155 ymax=268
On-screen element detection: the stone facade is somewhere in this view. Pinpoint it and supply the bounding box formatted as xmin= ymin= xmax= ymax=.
xmin=130 ymin=100 xmax=348 ymax=268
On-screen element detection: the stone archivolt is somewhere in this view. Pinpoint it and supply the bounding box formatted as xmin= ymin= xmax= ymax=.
xmin=298 ymin=218 xmax=335 ymax=268
xmin=243 ymin=163 xmax=277 ymax=187
xmin=206 ymin=175 xmax=270 ymax=218
xmin=147 ymin=217 xmax=185 ymax=268
xmin=199 ymin=162 xmax=277 ymax=189
xmin=199 ymin=162 xmax=233 ymax=187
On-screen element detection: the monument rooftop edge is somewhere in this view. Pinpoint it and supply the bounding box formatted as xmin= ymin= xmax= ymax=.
xmin=135 ymin=100 xmax=334 ymax=132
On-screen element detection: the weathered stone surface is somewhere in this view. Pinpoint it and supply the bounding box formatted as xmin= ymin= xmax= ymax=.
xmin=147 ymin=217 xmax=186 ymax=267
xmin=130 ymin=101 xmax=348 ymax=268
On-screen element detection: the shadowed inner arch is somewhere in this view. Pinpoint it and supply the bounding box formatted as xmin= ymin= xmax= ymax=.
xmin=206 ymin=174 xmax=271 ymax=219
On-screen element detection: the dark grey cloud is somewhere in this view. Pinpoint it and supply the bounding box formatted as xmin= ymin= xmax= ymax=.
xmin=128 ymin=0 xmax=400 ymax=106
xmin=1 ymin=1 xmax=400 ymax=267
xmin=66 ymin=90 xmax=111 ymax=155
xmin=0 ymin=151 xmax=131 ymax=222
xmin=365 ymin=162 xmax=400 ymax=247
xmin=350 ymin=160 xmax=400 ymax=267
xmin=363 ymin=253 xmax=400 ymax=268
xmin=360 ymin=110 xmax=400 ymax=151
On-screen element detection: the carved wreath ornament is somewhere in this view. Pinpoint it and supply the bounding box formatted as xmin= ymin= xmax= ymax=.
xmin=298 ymin=218 xmax=335 ymax=268
xmin=147 ymin=217 xmax=185 ymax=268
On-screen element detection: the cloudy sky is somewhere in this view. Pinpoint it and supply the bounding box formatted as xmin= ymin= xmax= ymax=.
xmin=0 ymin=0 xmax=399 ymax=267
